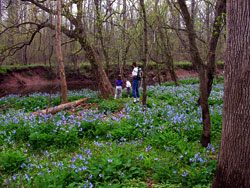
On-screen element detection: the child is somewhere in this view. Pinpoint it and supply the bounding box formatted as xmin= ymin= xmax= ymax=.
xmin=124 ymin=79 xmax=131 ymax=98
xmin=114 ymin=75 xmax=124 ymax=99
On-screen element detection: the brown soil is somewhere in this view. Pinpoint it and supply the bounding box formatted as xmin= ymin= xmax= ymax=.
xmin=0 ymin=67 xmax=56 ymax=87
xmin=0 ymin=66 xmax=223 ymax=97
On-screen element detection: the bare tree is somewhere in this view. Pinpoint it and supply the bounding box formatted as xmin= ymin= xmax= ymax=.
xmin=153 ymin=0 xmax=179 ymax=86
xmin=139 ymin=0 xmax=148 ymax=108
xmin=16 ymin=0 xmax=114 ymax=98
xmin=56 ymin=0 xmax=67 ymax=104
xmin=177 ymin=0 xmax=226 ymax=147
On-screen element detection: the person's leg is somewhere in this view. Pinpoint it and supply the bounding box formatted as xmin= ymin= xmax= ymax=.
xmin=136 ymin=80 xmax=140 ymax=101
xmin=114 ymin=88 xmax=117 ymax=99
xmin=118 ymin=88 xmax=122 ymax=99
xmin=127 ymin=87 xmax=131 ymax=97
xmin=132 ymin=79 xmax=137 ymax=102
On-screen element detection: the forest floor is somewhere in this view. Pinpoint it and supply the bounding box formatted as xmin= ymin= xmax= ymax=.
xmin=0 ymin=64 xmax=224 ymax=97
xmin=0 ymin=77 xmax=224 ymax=187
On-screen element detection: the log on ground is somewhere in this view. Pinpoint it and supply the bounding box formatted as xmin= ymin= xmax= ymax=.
xmin=30 ymin=98 xmax=88 ymax=116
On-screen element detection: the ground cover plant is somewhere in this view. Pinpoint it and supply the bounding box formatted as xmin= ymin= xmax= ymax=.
xmin=0 ymin=77 xmax=224 ymax=188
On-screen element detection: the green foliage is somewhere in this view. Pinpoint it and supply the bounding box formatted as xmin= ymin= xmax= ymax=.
xmin=98 ymin=99 xmax=123 ymax=113
xmin=0 ymin=64 xmax=51 ymax=74
xmin=0 ymin=150 xmax=27 ymax=173
xmin=174 ymin=61 xmax=193 ymax=69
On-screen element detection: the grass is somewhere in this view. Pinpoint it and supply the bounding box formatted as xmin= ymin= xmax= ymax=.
xmin=0 ymin=64 xmax=51 ymax=74
xmin=0 ymin=61 xmax=224 ymax=75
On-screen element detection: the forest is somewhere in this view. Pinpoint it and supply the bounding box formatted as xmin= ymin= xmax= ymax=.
xmin=0 ymin=0 xmax=249 ymax=188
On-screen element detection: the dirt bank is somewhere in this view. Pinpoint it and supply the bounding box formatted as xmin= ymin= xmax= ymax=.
xmin=0 ymin=65 xmax=223 ymax=97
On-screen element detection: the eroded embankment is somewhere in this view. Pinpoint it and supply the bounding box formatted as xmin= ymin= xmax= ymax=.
xmin=0 ymin=65 xmax=223 ymax=97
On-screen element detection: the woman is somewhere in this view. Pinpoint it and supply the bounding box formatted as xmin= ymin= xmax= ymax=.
xmin=131 ymin=62 xmax=141 ymax=103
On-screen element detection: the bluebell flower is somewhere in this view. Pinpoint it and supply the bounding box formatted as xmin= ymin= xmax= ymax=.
xmin=88 ymin=174 xmax=92 ymax=179
xmin=182 ymin=172 xmax=188 ymax=177
xmin=25 ymin=174 xmax=30 ymax=181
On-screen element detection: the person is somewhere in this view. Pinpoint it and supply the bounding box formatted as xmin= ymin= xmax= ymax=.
xmin=114 ymin=75 xmax=124 ymax=99
xmin=124 ymin=79 xmax=131 ymax=98
xmin=131 ymin=62 xmax=142 ymax=103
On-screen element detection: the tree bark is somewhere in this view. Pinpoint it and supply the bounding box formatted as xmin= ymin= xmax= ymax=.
xmin=0 ymin=0 xmax=2 ymax=23
xmin=206 ymin=0 xmax=226 ymax=98
xmin=140 ymin=0 xmax=148 ymax=108
xmin=212 ymin=1 xmax=250 ymax=187
xmin=56 ymin=0 xmax=68 ymax=104
xmin=120 ymin=0 xmax=127 ymax=79
xmin=94 ymin=0 xmax=111 ymax=76
xmin=77 ymin=34 xmax=114 ymax=99
xmin=23 ymin=45 xmax=28 ymax=65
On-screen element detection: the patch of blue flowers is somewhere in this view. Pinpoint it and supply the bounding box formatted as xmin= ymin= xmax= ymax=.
xmin=0 ymin=80 xmax=223 ymax=187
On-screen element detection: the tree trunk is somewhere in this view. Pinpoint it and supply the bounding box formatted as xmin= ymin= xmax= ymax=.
xmin=120 ymin=0 xmax=127 ymax=79
xmin=199 ymin=65 xmax=211 ymax=147
xmin=77 ymin=0 xmax=113 ymax=99
xmin=140 ymin=0 xmax=148 ymax=108
xmin=23 ymin=45 xmax=28 ymax=65
xmin=212 ymin=1 xmax=250 ymax=187
xmin=48 ymin=2 xmax=53 ymax=70
xmin=30 ymin=98 xmax=88 ymax=116
xmin=94 ymin=0 xmax=111 ymax=76
xmin=191 ymin=0 xmax=196 ymax=24
xmin=167 ymin=56 xmax=179 ymax=86
xmin=206 ymin=0 xmax=226 ymax=98
xmin=205 ymin=1 xmax=210 ymax=42
xmin=155 ymin=0 xmax=178 ymax=86
xmin=177 ymin=0 xmax=211 ymax=147
xmin=0 ymin=0 xmax=2 ymax=23
xmin=48 ymin=45 xmax=53 ymax=70
xmin=78 ymin=35 xmax=114 ymax=99
xmin=56 ymin=0 xmax=68 ymax=104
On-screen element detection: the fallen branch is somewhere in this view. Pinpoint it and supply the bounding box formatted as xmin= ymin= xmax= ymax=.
xmin=30 ymin=98 xmax=88 ymax=116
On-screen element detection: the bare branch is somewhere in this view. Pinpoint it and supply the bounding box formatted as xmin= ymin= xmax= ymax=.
xmin=61 ymin=39 xmax=75 ymax=46
xmin=0 ymin=20 xmax=49 ymax=62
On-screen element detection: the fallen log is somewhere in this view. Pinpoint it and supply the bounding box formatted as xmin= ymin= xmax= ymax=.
xmin=30 ymin=98 xmax=88 ymax=116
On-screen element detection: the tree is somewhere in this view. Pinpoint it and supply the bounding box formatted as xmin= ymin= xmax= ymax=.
xmin=211 ymin=1 xmax=250 ymax=187
xmin=94 ymin=0 xmax=111 ymax=75
xmin=177 ymin=0 xmax=226 ymax=147
xmin=56 ymin=0 xmax=67 ymax=104
xmin=139 ymin=0 xmax=148 ymax=108
xmin=151 ymin=0 xmax=179 ymax=86
xmin=18 ymin=0 xmax=114 ymax=98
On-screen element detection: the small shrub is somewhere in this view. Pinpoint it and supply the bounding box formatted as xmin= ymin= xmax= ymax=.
xmin=0 ymin=150 xmax=27 ymax=174
xmin=99 ymin=100 xmax=120 ymax=113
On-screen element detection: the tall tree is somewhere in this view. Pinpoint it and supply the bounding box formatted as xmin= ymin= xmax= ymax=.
xmin=177 ymin=0 xmax=226 ymax=147
xmin=20 ymin=0 xmax=114 ymax=98
xmin=0 ymin=0 xmax=2 ymax=23
xmin=153 ymin=0 xmax=179 ymax=86
xmin=94 ymin=0 xmax=111 ymax=75
xmin=56 ymin=0 xmax=68 ymax=104
xmin=212 ymin=0 xmax=250 ymax=187
xmin=139 ymin=0 xmax=148 ymax=107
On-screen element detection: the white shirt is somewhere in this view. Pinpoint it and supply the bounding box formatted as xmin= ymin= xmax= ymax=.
xmin=132 ymin=67 xmax=138 ymax=77
xmin=126 ymin=81 xmax=131 ymax=88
